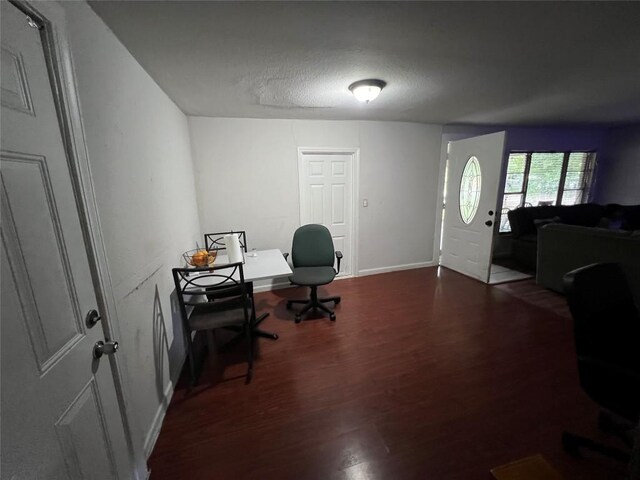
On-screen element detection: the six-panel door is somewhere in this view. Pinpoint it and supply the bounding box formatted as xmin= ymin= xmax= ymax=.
xmin=298 ymin=151 xmax=354 ymax=276
xmin=1 ymin=2 xmax=131 ymax=478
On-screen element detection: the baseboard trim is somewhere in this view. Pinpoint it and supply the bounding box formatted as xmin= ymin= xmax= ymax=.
xmin=358 ymin=261 xmax=436 ymax=277
xmin=143 ymin=359 xmax=184 ymax=459
xmin=252 ymin=279 xmax=291 ymax=293
xmin=252 ymin=262 xmax=435 ymax=292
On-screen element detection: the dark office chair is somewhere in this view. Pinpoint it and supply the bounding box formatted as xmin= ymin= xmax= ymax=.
xmin=561 ymin=263 xmax=640 ymax=464
xmin=204 ymin=230 xmax=247 ymax=253
xmin=172 ymin=262 xmax=254 ymax=384
xmin=285 ymin=224 xmax=342 ymax=323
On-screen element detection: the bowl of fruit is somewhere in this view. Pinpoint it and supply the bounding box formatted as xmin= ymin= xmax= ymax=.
xmin=182 ymin=248 xmax=217 ymax=267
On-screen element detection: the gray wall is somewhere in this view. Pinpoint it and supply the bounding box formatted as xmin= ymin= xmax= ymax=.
xmin=188 ymin=117 xmax=443 ymax=277
xmin=64 ymin=1 xmax=201 ymax=459
xmin=595 ymin=124 xmax=640 ymax=205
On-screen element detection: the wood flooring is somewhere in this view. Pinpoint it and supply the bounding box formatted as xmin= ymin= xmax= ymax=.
xmin=148 ymin=267 xmax=627 ymax=479
xmin=494 ymin=278 xmax=572 ymax=319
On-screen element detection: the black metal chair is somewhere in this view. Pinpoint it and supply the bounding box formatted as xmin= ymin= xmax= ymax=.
xmin=203 ymin=230 xmax=250 ymax=299
xmin=203 ymin=230 xmax=278 ymax=340
xmin=562 ymin=263 xmax=640 ymax=465
xmin=172 ymin=262 xmax=254 ymax=384
xmin=284 ymin=224 xmax=342 ymax=323
xmin=204 ymin=230 xmax=247 ymax=253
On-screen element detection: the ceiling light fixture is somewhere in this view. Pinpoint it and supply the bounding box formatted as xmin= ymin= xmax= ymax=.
xmin=348 ymin=79 xmax=386 ymax=103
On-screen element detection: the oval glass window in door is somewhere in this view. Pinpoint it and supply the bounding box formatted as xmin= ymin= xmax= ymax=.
xmin=459 ymin=156 xmax=482 ymax=224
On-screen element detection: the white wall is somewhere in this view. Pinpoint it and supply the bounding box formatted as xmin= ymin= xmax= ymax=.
xmin=595 ymin=125 xmax=640 ymax=205
xmin=189 ymin=117 xmax=442 ymax=277
xmin=63 ymin=1 xmax=200 ymax=460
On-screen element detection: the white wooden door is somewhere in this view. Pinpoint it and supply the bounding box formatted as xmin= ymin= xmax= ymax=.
xmin=298 ymin=150 xmax=354 ymax=276
xmin=1 ymin=3 xmax=132 ymax=479
xmin=440 ymin=132 xmax=506 ymax=282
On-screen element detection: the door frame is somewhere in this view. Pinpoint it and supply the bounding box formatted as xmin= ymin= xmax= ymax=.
xmin=434 ymin=129 xmax=507 ymax=269
xmin=8 ymin=1 xmax=146 ymax=478
xmin=297 ymin=147 xmax=360 ymax=278
xmin=437 ymin=131 xmax=507 ymax=283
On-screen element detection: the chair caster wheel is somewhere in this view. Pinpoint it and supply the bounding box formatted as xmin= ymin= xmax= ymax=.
xmin=286 ymin=301 xmax=293 ymax=310
xmin=334 ymin=298 xmax=341 ymax=305
xmin=295 ymin=315 xmax=301 ymax=324
xmin=597 ymin=411 xmax=614 ymax=434
xmin=561 ymin=432 xmax=581 ymax=457
xmin=329 ymin=313 xmax=336 ymax=321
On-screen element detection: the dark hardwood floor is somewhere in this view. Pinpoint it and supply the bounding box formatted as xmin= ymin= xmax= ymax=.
xmin=148 ymin=267 xmax=627 ymax=479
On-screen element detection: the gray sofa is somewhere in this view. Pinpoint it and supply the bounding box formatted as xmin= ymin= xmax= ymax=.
xmin=508 ymin=203 xmax=640 ymax=271
xmin=537 ymin=223 xmax=640 ymax=304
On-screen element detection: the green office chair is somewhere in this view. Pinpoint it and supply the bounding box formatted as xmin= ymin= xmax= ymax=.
xmin=285 ymin=224 xmax=342 ymax=323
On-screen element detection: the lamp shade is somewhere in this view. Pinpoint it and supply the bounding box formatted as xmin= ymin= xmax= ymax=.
xmin=348 ymin=79 xmax=386 ymax=103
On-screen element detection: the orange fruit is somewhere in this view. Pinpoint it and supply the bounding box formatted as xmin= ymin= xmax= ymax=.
xmin=191 ymin=250 xmax=208 ymax=266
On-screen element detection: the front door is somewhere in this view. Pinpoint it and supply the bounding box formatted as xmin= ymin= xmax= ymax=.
xmin=440 ymin=132 xmax=506 ymax=282
xmin=298 ymin=150 xmax=355 ymax=276
xmin=1 ymin=2 xmax=132 ymax=478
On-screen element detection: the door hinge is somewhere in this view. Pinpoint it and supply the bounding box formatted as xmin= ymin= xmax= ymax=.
xmin=26 ymin=16 xmax=40 ymax=29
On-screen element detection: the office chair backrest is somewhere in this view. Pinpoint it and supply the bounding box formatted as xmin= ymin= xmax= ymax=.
xmin=291 ymin=224 xmax=335 ymax=268
xmin=564 ymin=263 xmax=639 ymax=362
xmin=563 ymin=263 xmax=640 ymax=420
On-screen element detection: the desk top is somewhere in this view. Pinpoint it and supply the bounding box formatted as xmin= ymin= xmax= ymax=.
xmin=214 ymin=249 xmax=291 ymax=282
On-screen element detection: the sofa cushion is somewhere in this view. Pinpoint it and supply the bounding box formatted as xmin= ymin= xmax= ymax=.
xmin=508 ymin=203 xmax=605 ymax=238
xmin=518 ymin=233 xmax=538 ymax=243
xmin=508 ymin=206 xmax=557 ymax=237
xmin=555 ymin=203 xmax=605 ymax=227
xmin=621 ymin=205 xmax=640 ymax=230
xmin=534 ymin=216 xmax=562 ymax=229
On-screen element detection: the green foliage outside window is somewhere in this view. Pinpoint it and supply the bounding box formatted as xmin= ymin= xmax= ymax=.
xmin=499 ymin=151 xmax=594 ymax=233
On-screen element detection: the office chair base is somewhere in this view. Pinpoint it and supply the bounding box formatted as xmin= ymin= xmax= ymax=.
xmin=562 ymin=431 xmax=630 ymax=463
xmin=253 ymin=312 xmax=279 ymax=340
xmin=597 ymin=411 xmax=636 ymax=448
xmin=221 ymin=313 xmax=279 ymax=348
xmin=287 ymin=286 xmax=340 ymax=323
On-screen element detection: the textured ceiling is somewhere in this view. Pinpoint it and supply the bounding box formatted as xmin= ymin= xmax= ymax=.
xmin=89 ymin=1 xmax=640 ymax=125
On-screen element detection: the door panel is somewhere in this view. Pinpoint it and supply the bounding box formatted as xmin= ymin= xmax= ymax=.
xmin=1 ymin=154 xmax=84 ymax=366
xmin=310 ymin=184 xmax=324 ymax=223
xmin=55 ymin=380 xmax=117 ymax=479
xmin=440 ymin=132 xmax=506 ymax=282
xmin=1 ymin=3 xmax=130 ymax=479
xmin=299 ymin=151 xmax=354 ymax=275
xmin=1 ymin=42 xmax=35 ymax=114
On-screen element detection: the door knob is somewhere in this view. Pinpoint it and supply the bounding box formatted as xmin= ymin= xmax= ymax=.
xmin=485 ymin=220 xmax=493 ymax=227
xmin=85 ymin=309 xmax=101 ymax=328
xmin=488 ymin=210 xmax=494 ymax=216
xmin=93 ymin=340 xmax=119 ymax=359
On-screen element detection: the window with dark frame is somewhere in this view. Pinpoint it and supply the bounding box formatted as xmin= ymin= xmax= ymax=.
xmin=499 ymin=151 xmax=597 ymax=233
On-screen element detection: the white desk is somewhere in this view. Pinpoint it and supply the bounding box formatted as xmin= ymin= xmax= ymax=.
xmin=197 ymin=248 xmax=291 ymax=340
xmin=213 ymin=249 xmax=291 ymax=282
